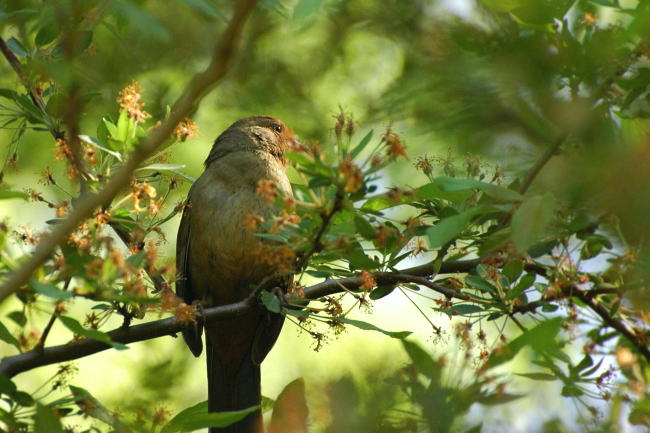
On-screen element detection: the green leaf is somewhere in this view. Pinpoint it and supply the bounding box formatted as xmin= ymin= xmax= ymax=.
xmin=350 ymin=130 xmax=373 ymax=159
xmin=112 ymin=0 xmax=171 ymax=41
xmin=293 ymin=0 xmax=324 ymax=21
xmin=369 ymin=284 xmax=395 ymax=300
xmin=628 ymin=397 xmax=650 ymax=426
xmin=0 ymin=190 xmax=28 ymax=200
xmin=175 ymin=0 xmax=226 ymax=19
xmin=502 ymin=260 xmax=524 ymax=283
xmin=430 ymin=176 xmax=522 ymax=201
xmin=561 ymin=384 xmax=583 ymax=397
xmin=14 ymin=391 xmax=34 ymax=406
xmin=450 ymin=304 xmax=485 ymax=315
xmin=477 ymin=393 xmax=525 ymax=406
xmin=0 ymin=88 xmax=19 ymax=101
xmin=427 ymin=207 xmax=486 ymax=249
xmin=463 ymin=424 xmax=483 ymax=433
xmin=69 ymin=386 xmax=126 ymax=427
xmin=348 ymin=250 xmax=381 ymax=270
xmin=162 ymin=401 xmax=258 ymax=433
xmin=31 ymin=280 xmax=72 ymax=300
xmin=511 ymin=193 xmax=555 ymax=252
xmin=486 ymin=318 xmax=563 ymax=368
xmin=527 ymin=239 xmax=557 ymax=258
xmin=331 ymin=316 xmax=411 ymax=339
xmin=0 ymin=374 xmax=17 ymax=396
xmin=59 ymin=316 xmax=128 ymax=350
xmin=353 ymin=215 xmax=375 ymax=239
xmin=35 ymin=22 xmax=59 ymax=46
xmin=507 ymin=273 xmax=535 ymax=299
xmin=465 ymin=275 xmax=497 ymax=293
xmin=514 ymin=372 xmax=557 ymax=381
xmin=116 ymin=109 xmax=131 ymax=143
xmin=401 ymin=340 xmax=440 ymax=380
xmin=415 ymin=182 xmax=473 ymax=203
xmin=102 ymin=118 xmax=119 ymax=143
xmin=0 ymin=321 xmax=20 ymax=350
xmin=260 ymin=291 xmax=281 ymax=313
xmin=285 ymin=152 xmax=314 ymax=168
xmin=7 ymin=311 xmax=26 ymax=326
xmin=253 ymin=233 xmax=288 ymax=243
xmin=6 ymin=37 xmax=27 ymax=57
xmin=34 ymin=404 xmax=64 ymax=433
xmin=78 ymin=135 xmax=123 ymax=160
xmin=137 ymin=163 xmax=187 ymax=172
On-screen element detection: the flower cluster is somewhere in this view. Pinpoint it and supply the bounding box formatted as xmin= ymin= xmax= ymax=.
xmin=382 ymin=127 xmax=408 ymax=160
xmin=173 ymin=117 xmax=200 ymax=142
xmin=117 ymin=80 xmax=151 ymax=123
xmin=256 ymin=179 xmax=279 ymax=202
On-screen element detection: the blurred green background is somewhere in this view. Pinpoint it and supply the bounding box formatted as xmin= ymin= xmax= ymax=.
xmin=1 ymin=0 xmax=649 ymax=431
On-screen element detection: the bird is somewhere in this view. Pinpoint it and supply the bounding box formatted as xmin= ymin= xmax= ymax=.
xmin=176 ymin=116 xmax=297 ymax=433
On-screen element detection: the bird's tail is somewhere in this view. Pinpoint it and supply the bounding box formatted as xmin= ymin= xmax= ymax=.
xmin=206 ymin=338 xmax=263 ymax=433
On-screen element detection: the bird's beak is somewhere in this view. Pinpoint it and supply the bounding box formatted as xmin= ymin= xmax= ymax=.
xmin=288 ymin=135 xmax=303 ymax=152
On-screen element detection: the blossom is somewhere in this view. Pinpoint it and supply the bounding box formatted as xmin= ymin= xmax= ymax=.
xmin=358 ymin=271 xmax=377 ymax=291
xmin=54 ymin=138 xmax=73 ymax=161
xmin=131 ymin=182 xmax=157 ymax=213
xmin=256 ymin=179 xmax=278 ymax=202
xmin=241 ymin=213 xmax=264 ymax=231
xmin=173 ymin=117 xmax=199 ymax=142
xmin=382 ymin=127 xmax=408 ymax=160
xmin=339 ymin=157 xmax=363 ymax=192
xmin=116 ymin=80 xmax=151 ymax=123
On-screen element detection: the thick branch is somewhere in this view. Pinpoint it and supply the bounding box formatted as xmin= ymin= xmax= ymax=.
xmin=0 ymin=258 xmax=532 ymax=377
xmin=0 ymin=0 xmax=258 ymax=304
xmin=1 ymin=257 xmax=647 ymax=377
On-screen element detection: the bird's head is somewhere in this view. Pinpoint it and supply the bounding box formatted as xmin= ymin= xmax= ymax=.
xmin=205 ymin=115 xmax=299 ymax=166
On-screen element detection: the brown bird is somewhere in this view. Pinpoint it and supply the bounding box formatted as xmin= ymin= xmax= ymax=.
xmin=176 ymin=116 xmax=296 ymax=433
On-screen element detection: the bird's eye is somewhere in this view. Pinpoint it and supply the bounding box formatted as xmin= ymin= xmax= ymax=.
xmin=272 ymin=124 xmax=282 ymax=133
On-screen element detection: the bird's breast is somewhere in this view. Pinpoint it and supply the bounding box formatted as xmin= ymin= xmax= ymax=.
xmin=187 ymin=151 xmax=291 ymax=305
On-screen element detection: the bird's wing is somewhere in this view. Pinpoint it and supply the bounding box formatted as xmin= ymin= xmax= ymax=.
xmin=176 ymin=195 xmax=203 ymax=357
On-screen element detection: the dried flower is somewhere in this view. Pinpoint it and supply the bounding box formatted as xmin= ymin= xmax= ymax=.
xmin=582 ymin=12 xmax=596 ymax=25
xmin=83 ymin=145 xmax=98 ymax=165
xmin=256 ymin=179 xmax=278 ymax=202
xmin=56 ymin=201 xmax=70 ymax=218
xmin=131 ymin=182 xmax=157 ymax=213
xmin=153 ymin=407 xmax=171 ymax=425
xmin=116 ymin=80 xmax=151 ymax=123
xmin=54 ymin=138 xmax=73 ymax=161
xmin=358 ymin=271 xmax=377 ymax=291
xmin=39 ymin=166 xmax=56 ymax=185
xmin=615 ymin=347 xmax=637 ymax=368
xmin=173 ymin=117 xmax=199 ymax=142
xmin=94 ymin=210 xmax=110 ymax=226
xmin=242 ymin=213 xmax=264 ymax=231
xmin=415 ymin=155 xmax=433 ymax=175
xmin=339 ymin=157 xmax=363 ymax=192
xmin=382 ymin=127 xmax=408 ymax=160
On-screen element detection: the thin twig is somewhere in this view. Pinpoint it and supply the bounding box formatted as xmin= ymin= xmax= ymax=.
xmin=36 ymin=279 xmax=71 ymax=350
xmin=296 ymin=189 xmax=343 ymax=272
xmin=0 ymin=0 xmax=258 ymax=304
xmin=518 ymin=134 xmax=566 ymax=195
xmin=570 ymin=287 xmax=650 ymax=362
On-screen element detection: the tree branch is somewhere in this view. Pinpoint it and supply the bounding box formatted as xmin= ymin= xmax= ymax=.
xmin=0 ymin=0 xmax=258 ymax=304
xmin=517 ymin=134 xmax=566 ymax=195
xmin=2 ymin=255 xmax=646 ymax=378
xmin=570 ymin=287 xmax=650 ymax=362
xmin=0 ymin=258 xmax=538 ymax=377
